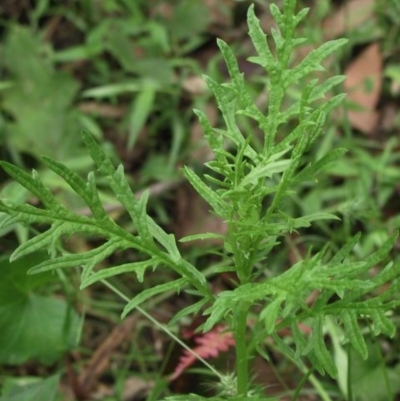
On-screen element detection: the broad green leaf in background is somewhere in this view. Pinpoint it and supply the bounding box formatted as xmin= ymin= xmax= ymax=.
xmin=349 ymin=342 xmax=400 ymax=401
xmin=0 ymin=375 xmax=59 ymax=401
xmin=0 ymin=253 xmax=80 ymax=365
xmin=165 ymin=1 xmax=211 ymax=53
xmin=1 ymin=27 xmax=82 ymax=161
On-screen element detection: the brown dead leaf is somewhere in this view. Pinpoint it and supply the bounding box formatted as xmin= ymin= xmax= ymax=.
xmin=344 ymin=43 xmax=382 ymax=134
xmin=323 ymin=0 xmax=375 ymax=39
xmin=182 ymin=75 xmax=208 ymax=95
xmin=174 ymin=183 xmax=227 ymax=247
xmin=78 ymin=101 xmax=127 ymax=118
xmin=381 ymin=103 xmax=398 ymax=132
xmin=203 ymin=0 xmax=234 ymax=28
xmin=122 ymin=377 xmax=154 ymax=401
xmin=176 ymin=102 xmax=227 ymax=247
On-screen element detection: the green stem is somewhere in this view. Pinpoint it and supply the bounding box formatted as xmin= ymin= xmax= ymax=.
xmin=234 ymin=303 xmax=250 ymax=396
xmin=308 ymin=373 xmax=333 ymax=401
xmin=291 ymin=369 xmax=312 ymax=401
xmin=347 ymin=344 xmax=353 ymax=401
xmin=100 ymin=279 xmax=223 ymax=380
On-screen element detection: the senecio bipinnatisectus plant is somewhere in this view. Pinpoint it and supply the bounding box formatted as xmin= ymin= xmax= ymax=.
xmin=1 ymin=1 xmax=400 ymax=400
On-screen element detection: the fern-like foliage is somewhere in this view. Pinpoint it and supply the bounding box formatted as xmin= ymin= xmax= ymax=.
xmin=181 ymin=0 xmax=400 ymax=385
xmin=1 ymin=0 xmax=400 ymax=399
xmin=0 ymin=131 xmax=212 ymax=317
xmin=204 ymin=232 xmax=400 ymax=377
xmin=184 ymin=5 xmax=348 ymax=286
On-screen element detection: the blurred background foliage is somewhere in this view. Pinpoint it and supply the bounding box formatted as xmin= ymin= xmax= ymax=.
xmin=1 ymin=0 xmax=400 ymax=400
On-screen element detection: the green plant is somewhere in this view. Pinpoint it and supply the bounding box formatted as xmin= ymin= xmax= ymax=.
xmin=0 ymin=0 xmax=212 ymax=181
xmin=0 ymin=374 xmax=60 ymax=401
xmin=1 ymin=1 xmax=399 ymax=400
xmin=0 ymin=252 xmax=79 ymax=365
xmin=52 ymin=0 xmax=211 ymax=155
xmin=0 ymin=25 xmax=85 ymax=161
